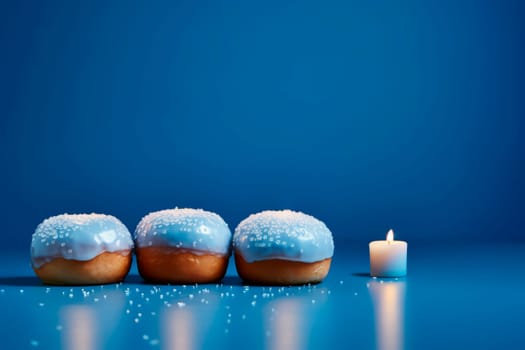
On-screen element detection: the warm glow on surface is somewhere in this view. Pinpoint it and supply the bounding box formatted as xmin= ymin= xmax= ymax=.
xmin=369 ymin=280 xmax=406 ymax=350
xmin=386 ymin=229 xmax=394 ymax=243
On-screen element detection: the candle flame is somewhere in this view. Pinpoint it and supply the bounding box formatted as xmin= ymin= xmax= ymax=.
xmin=386 ymin=229 xmax=394 ymax=243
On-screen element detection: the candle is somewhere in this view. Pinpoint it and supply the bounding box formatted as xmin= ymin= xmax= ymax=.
xmin=369 ymin=229 xmax=407 ymax=277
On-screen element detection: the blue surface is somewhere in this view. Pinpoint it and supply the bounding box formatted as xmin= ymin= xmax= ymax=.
xmin=1 ymin=244 xmax=524 ymax=349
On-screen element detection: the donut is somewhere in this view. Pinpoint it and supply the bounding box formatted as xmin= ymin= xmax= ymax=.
xmin=31 ymin=213 xmax=134 ymax=285
xmin=233 ymin=210 xmax=334 ymax=285
xmin=134 ymin=208 xmax=232 ymax=284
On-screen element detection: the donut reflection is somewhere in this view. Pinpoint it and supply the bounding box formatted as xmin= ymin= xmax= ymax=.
xmin=60 ymin=306 xmax=97 ymax=350
xmin=266 ymin=298 xmax=303 ymax=350
xmin=162 ymin=308 xmax=195 ymax=350
xmin=265 ymin=291 xmax=332 ymax=350
xmin=368 ymin=280 xmax=406 ymax=350
xmin=59 ymin=290 xmax=125 ymax=350
xmin=162 ymin=293 xmax=220 ymax=350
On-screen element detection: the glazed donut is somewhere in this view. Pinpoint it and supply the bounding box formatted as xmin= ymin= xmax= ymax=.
xmin=233 ymin=210 xmax=334 ymax=285
xmin=134 ymin=208 xmax=232 ymax=284
xmin=31 ymin=213 xmax=134 ymax=285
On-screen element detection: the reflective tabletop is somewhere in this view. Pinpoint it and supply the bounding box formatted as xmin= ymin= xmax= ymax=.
xmin=0 ymin=244 xmax=523 ymax=349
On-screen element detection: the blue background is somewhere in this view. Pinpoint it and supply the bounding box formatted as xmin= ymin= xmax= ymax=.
xmin=1 ymin=0 xmax=524 ymax=252
xmin=1 ymin=2 xmax=524 ymax=349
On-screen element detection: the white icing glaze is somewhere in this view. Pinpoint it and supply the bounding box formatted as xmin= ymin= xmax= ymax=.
xmin=134 ymin=208 xmax=232 ymax=256
xmin=31 ymin=213 xmax=134 ymax=268
xmin=233 ymin=210 xmax=334 ymax=263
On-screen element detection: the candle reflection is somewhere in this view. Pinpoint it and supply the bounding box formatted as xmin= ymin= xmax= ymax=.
xmin=60 ymin=306 xmax=97 ymax=350
xmin=368 ymin=280 xmax=406 ymax=350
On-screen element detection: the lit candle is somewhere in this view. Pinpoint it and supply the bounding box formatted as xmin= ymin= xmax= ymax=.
xmin=369 ymin=229 xmax=407 ymax=277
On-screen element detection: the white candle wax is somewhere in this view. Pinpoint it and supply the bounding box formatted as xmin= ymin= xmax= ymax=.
xmin=369 ymin=229 xmax=407 ymax=277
